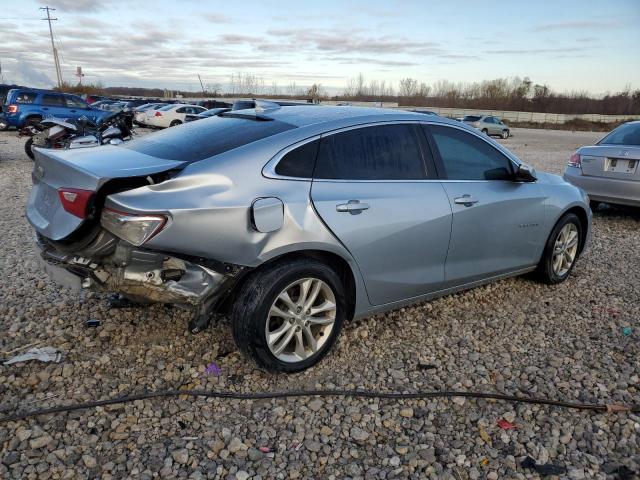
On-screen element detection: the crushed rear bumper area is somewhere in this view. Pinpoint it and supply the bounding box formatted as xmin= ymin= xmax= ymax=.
xmin=34 ymin=232 xmax=244 ymax=311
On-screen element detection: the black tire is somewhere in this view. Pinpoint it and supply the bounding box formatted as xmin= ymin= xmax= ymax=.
xmin=25 ymin=116 xmax=42 ymax=128
xmin=231 ymin=258 xmax=346 ymax=373
xmin=535 ymin=213 xmax=582 ymax=284
xmin=25 ymin=137 xmax=35 ymax=160
xmin=481 ymin=128 xmax=489 ymax=135
xmin=169 ymin=120 xmax=182 ymax=127
xmin=501 ymin=129 xmax=509 ymax=139
xmin=589 ymin=200 xmax=601 ymax=211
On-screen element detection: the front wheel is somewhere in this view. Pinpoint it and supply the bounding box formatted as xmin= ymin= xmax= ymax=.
xmin=535 ymin=213 xmax=582 ymax=284
xmin=231 ymin=258 xmax=346 ymax=372
xmin=501 ymin=129 xmax=509 ymax=139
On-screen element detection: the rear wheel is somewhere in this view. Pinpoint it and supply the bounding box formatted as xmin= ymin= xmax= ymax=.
xmin=25 ymin=137 xmax=35 ymax=160
xmin=25 ymin=116 xmax=42 ymax=128
xmin=481 ymin=128 xmax=489 ymax=135
xmin=501 ymin=129 xmax=509 ymax=139
xmin=535 ymin=213 xmax=582 ymax=284
xmin=231 ymin=258 xmax=346 ymax=372
xmin=169 ymin=119 xmax=182 ymax=127
xmin=589 ymin=200 xmax=601 ymax=211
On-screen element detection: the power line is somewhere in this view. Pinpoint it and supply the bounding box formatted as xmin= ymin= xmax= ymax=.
xmin=40 ymin=6 xmax=62 ymax=87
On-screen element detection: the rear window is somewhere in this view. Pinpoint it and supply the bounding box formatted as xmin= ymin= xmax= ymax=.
xmin=598 ymin=123 xmax=640 ymax=146
xmin=158 ymin=104 xmax=175 ymax=111
xmin=463 ymin=115 xmax=482 ymax=122
xmin=122 ymin=116 xmax=296 ymax=161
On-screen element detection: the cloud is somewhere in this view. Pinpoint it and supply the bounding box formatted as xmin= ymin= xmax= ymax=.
xmin=488 ymin=47 xmax=589 ymax=55
xmin=531 ymin=19 xmax=617 ymax=32
xmin=46 ymin=0 xmax=103 ymax=12
xmin=204 ymin=13 xmax=234 ymax=24
xmin=11 ymin=57 xmax=54 ymax=87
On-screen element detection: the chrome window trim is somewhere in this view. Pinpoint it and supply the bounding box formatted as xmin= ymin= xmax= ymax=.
xmin=262 ymin=119 xmax=521 ymax=182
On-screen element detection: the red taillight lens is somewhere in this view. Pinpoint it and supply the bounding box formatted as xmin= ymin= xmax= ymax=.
xmin=155 ymin=111 xmax=162 ymax=116
xmin=57 ymin=188 xmax=93 ymax=219
xmin=7 ymin=104 xmax=18 ymax=113
xmin=568 ymin=152 xmax=582 ymax=168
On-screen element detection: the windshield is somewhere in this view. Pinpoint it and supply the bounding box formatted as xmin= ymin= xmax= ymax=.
xmin=598 ymin=123 xmax=640 ymax=146
xmin=463 ymin=115 xmax=482 ymax=122
xmin=122 ymin=115 xmax=296 ymax=161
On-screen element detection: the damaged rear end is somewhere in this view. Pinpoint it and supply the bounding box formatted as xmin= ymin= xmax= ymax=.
xmin=27 ymin=145 xmax=243 ymax=327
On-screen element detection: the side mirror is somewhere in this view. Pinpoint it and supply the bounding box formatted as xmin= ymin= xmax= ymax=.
xmin=515 ymin=163 xmax=537 ymax=182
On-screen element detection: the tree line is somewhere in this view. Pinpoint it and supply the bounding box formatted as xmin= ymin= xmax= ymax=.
xmin=54 ymin=73 xmax=640 ymax=115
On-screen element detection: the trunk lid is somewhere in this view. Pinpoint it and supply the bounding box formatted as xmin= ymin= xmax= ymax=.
xmin=579 ymin=145 xmax=640 ymax=180
xmin=27 ymin=145 xmax=187 ymax=240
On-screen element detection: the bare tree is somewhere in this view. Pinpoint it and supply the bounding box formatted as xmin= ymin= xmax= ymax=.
xmin=399 ymin=78 xmax=418 ymax=97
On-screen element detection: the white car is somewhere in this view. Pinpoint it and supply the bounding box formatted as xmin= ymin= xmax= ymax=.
xmin=145 ymin=104 xmax=207 ymax=128
xmin=133 ymin=103 xmax=167 ymax=126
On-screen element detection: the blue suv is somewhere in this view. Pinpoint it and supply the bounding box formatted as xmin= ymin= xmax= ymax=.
xmin=2 ymin=88 xmax=112 ymax=129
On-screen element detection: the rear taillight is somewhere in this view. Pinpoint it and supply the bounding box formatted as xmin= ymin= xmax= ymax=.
xmin=568 ymin=152 xmax=582 ymax=168
xmin=101 ymin=208 xmax=168 ymax=246
xmin=155 ymin=111 xmax=162 ymax=116
xmin=7 ymin=104 xmax=17 ymax=113
xmin=57 ymin=188 xmax=93 ymax=219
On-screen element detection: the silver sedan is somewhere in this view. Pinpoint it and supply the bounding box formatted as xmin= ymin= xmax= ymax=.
xmin=27 ymin=104 xmax=591 ymax=372
xmin=564 ymin=121 xmax=640 ymax=209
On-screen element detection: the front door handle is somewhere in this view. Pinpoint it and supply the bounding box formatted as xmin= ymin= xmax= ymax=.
xmin=336 ymin=200 xmax=370 ymax=214
xmin=453 ymin=194 xmax=479 ymax=206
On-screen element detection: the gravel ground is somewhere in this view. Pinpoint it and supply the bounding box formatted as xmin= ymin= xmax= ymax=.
xmin=0 ymin=127 xmax=638 ymax=479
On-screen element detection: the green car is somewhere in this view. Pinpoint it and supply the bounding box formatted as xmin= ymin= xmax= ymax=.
xmin=463 ymin=115 xmax=510 ymax=139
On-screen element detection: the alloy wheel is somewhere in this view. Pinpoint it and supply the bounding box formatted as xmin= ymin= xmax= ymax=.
xmin=552 ymin=223 xmax=579 ymax=276
xmin=265 ymin=277 xmax=337 ymax=363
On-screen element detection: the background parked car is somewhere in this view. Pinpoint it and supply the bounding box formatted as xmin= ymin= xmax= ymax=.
xmin=2 ymin=88 xmax=112 ymax=129
xmin=145 ymin=104 xmax=206 ymax=128
xmin=184 ymin=107 xmax=230 ymax=122
xmin=133 ymin=103 xmax=168 ymax=126
xmin=564 ymin=121 xmax=640 ymax=209
xmin=463 ymin=115 xmax=510 ymax=138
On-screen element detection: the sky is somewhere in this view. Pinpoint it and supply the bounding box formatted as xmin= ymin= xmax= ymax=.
xmin=1 ymin=0 xmax=639 ymax=96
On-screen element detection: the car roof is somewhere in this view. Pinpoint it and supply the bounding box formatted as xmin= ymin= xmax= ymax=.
xmin=240 ymin=105 xmax=465 ymax=129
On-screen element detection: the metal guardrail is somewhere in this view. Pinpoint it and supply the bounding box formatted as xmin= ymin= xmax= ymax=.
xmin=402 ymin=106 xmax=640 ymax=124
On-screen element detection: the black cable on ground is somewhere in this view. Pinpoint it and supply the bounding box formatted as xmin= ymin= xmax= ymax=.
xmin=1 ymin=389 xmax=638 ymax=423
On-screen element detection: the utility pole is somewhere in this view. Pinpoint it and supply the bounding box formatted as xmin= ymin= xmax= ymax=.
xmin=198 ymin=74 xmax=206 ymax=97
xmin=40 ymin=6 xmax=63 ymax=87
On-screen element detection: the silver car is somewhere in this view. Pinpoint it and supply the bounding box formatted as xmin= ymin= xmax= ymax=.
xmin=463 ymin=115 xmax=510 ymax=139
xmin=564 ymin=121 xmax=640 ymax=209
xmin=27 ymin=105 xmax=591 ymax=372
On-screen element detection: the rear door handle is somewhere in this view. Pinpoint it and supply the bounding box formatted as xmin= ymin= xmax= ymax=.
xmin=336 ymin=200 xmax=370 ymax=214
xmin=453 ymin=195 xmax=479 ymax=206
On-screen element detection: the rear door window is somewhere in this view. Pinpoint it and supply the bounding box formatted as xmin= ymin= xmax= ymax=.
xmin=314 ymin=124 xmax=427 ymax=180
xmin=426 ymin=125 xmax=513 ymax=181
xmin=42 ymin=94 xmax=66 ymax=107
